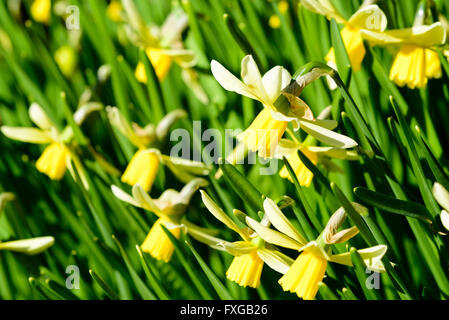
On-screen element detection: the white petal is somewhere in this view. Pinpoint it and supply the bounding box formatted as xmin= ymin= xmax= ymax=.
xmin=432 ymin=182 xmax=449 ymax=212
xmin=328 ymin=245 xmax=388 ymax=272
xmin=246 ymin=216 xmax=304 ymax=250
xmin=257 ymin=248 xmax=293 ymax=274
xmin=441 ymin=210 xmax=449 ymax=231
xmin=1 ymin=126 xmax=52 ymax=144
xmin=200 ymin=190 xmax=242 ymax=236
xmin=241 ymin=55 xmax=269 ymax=102
xmin=132 ymin=184 xmax=160 ymax=214
xmin=74 ymin=102 xmax=103 ymax=125
xmin=300 ymin=120 xmax=358 ymax=149
xmin=29 ymin=103 xmax=53 ymax=130
xmin=111 ymin=185 xmax=141 ymax=208
xmin=263 ymin=198 xmax=307 ymax=245
xmin=348 ymin=5 xmax=387 ymax=32
xmin=210 ymin=60 xmax=258 ymax=100
xmin=0 ymin=236 xmax=54 ymax=255
xmin=261 ymin=66 xmax=291 ymax=104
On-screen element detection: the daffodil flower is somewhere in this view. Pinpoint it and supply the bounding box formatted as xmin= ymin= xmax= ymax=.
xmin=107 ymin=0 xmax=123 ymax=23
xmin=212 ymin=55 xmax=358 ymax=158
xmin=432 ymin=182 xmax=449 ymax=231
xmin=107 ymin=107 xmax=210 ymax=192
xmin=301 ymin=1 xmax=387 ymax=72
xmin=1 ymin=103 xmax=96 ymax=187
xmin=111 ymin=178 xmax=210 ymax=262
xmin=188 ymin=191 xmax=294 ymax=288
xmin=274 ymin=138 xmax=359 ymax=186
xmin=246 ymin=198 xmax=387 ymax=300
xmin=361 ymin=22 xmax=446 ymax=89
xmin=31 ymin=0 xmax=51 ymax=24
xmin=120 ymin=0 xmax=207 ymax=103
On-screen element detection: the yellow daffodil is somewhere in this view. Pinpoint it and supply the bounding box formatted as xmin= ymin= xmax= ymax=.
xmin=432 ymin=182 xmax=449 ymax=231
xmin=274 ymin=138 xmax=359 ymax=186
xmin=112 ymin=178 xmax=210 ymax=262
xmin=361 ymin=22 xmax=446 ymax=89
xmin=301 ymin=1 xmax=387 ymax=72
xmin=188 ymin=191 xmax=294 ymax=288
xmin=107 ymin=107 xmax=210 ymax=192
xmin=247 ymin=198 xmax=387 ymax=300
xmin=31 ymin=0 xmax=51 ymax=24
xmin=212 ymin=55 xmax=358 ymax=159
xmin=121 ymin=0 xmax=207 ymax=104
xmin=54 ymin=45 xmax=78 ymax=78
xmin=0 ymin=103 xmax=94 ymax=186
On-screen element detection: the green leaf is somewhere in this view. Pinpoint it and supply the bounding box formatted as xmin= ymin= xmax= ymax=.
xmin=354 ymin=187 xmax=433 ymax=225
xmin=185 ymin=241 xmax=234 ymax=300
xmin=89 ymin=269 xmax=121 ymax=300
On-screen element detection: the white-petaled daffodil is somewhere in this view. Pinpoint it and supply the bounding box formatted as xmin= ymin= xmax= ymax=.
xmin=274 ymin=138 xmax=359 ymax=187
xmin=246 ymin=198 xmax=387 ymax=300
xmin=0 ymin=103 xmax=100 ymax=187
xmin=188 ymin=190 xmax=294 ymax=288
xmin=300 ymin=1 xmax=387 ymax=72
xmin=120 ymin=0 xmax=208 ymax=103
xmin=111 ymin=178 xmax=211 ymax=262
xmin=107 ymin=107 xmax=210 ymax=192
xmin=361 ymin=22 xmax=446 ymax=89
xmin=211 ymin=55 xmax=357 ymax=158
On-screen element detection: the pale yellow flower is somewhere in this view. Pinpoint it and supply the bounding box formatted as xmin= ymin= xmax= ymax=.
xmin=361 ymin=22 xmax=446 ymax=89
xmin=31 ymin=0 xmax=51 ymax=24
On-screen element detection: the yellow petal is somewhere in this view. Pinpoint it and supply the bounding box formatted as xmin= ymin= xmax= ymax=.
xmin=135 ymin=48 xmax=173 ymax=83
xmin=141 ymin=217 xmax=181 ymax=263
xmin=121 ymin=149 xmax=160 ymax=192
xmin=237 ymin=109 xmax=288 ymax=158
xmin=36 ymin=143 xmax=69 ymax=180
xmin=226 ymin=251 xmax=264 ymax=288
xmin=326 ymin=25 xmax=366 ymax=72
xmin=278 ymin=249 xmax=327 ymax=300
xmin=279 ymin=147 xmax=318 ymax=187
xmin=389 ymin=45 xmax=427 ymax=89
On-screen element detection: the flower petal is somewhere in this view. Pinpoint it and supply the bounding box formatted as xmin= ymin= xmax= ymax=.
xmin=257 ymin=248 xmax=293 ymax=274
xmin=441 ymin=210 xmax=449 ymax=231
xmin=200 ymin=190 xmax=243 ymax=236
xmin=1 ymin=126 xmax=52 ymax=144
xmin=348 ymin=5 xmax=387 ymax=32
xmin=111 ymin=185 xmax=141 ymax=208
xmin=246 ymin=216 xmax=304 ymax=250
xmin=361 ymin=22 xmax=446 ymax=47
xmin=211 ymin=60 xmax=258 ymax=100
xmin=299 ymin=120 xmax=358 ymax=148
xmin=29 ymin=103 xmax=53 ymax=130
xmin=0 ymin=236 xmax=54 ymax=255
xmin=328 ymin=245 xmax=387 ymax=272
xmin=263 ymin=198 xmax=307 ymax=245
xmin=262 ymin=66 xmax=291 ymax=104
xmin=432 ymin=182 xmax=449 ymax=212
xmin=241 ymin=55 xmax=269 ymax=102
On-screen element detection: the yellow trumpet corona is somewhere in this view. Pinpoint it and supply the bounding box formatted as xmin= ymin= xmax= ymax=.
xmin=389 ymin=45 xmax=442 ymax=89
xmin=238 ymin=109 xmax=288 ymax=158
xmin=35 ymin=142 xmax=69 ymax=180
xmin=326 ymin=25 xmax=366 ymax=72
xmin=135 ymin=48 xmax=173 ymax=83
xmin=121 ymin=149 xmax=160 ymax=192
xmin=141 ymin=217 xmax=181 ymax=262
xmin=279 ymin=148 xmax=318 ymax=187
xmin=31 ymin=0 xmax=51 ymax=24
xmin=226 ymin=251 xmax=264 ymax=288
xmin=278 ymin=250 xmax=327 ymax=300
